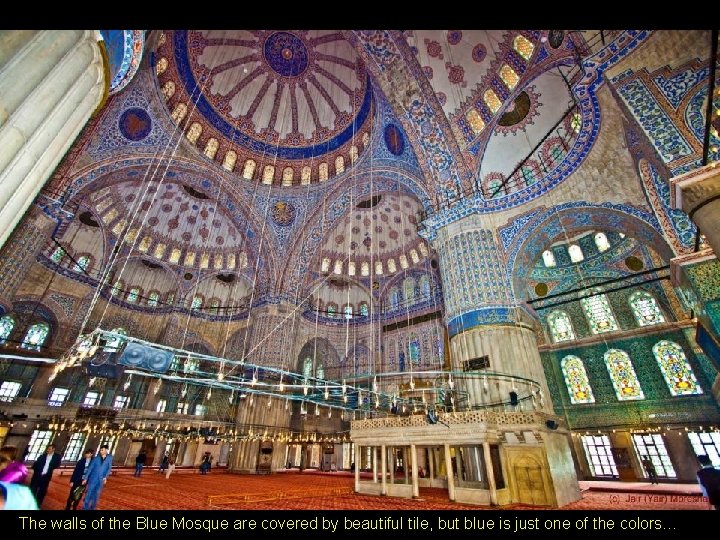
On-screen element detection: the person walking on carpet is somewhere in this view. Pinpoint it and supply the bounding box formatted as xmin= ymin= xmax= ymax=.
xmin=82 ymin=445 xmax=113 ymax=510
xmin=65 ymin=449 xmax=93 ymax=510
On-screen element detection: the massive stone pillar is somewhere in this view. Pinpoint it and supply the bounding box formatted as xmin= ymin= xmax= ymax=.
xmin=671 ymin=163 xmax=720 ymax=257
xmin=430 ymin=215 xmax=552 ymax=412
xmin=0 ymin=206 xmax=56 ymax=309
xmin=0 ymin=30 xmax=107 ymax=249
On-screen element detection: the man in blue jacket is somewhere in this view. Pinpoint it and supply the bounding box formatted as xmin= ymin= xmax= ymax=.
xmin=65 ymin=449 xmax=93 ymax=510
xmin=82 ymin=445 xmax=112 ymax=510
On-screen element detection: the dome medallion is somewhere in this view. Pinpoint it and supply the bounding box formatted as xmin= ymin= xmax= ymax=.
xmin=263 ymin=32 xmax=309 ymax=77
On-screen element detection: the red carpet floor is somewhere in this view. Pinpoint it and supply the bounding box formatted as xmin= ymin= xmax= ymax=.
xmin=36 ymin=471 xmax=713 ymax=510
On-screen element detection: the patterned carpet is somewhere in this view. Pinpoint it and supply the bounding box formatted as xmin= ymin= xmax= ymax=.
xmin=35 ymin=471 xmax=712 ymax=510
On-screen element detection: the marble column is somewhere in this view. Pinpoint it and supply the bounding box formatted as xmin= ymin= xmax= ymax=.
xmin=444 ymin=443 xmax=455 ymax=501
xmin=428 ymin=216 xmax=552 ymax=411
xmin=354 ymin=444 xmax=361 ymax=492
xmin=0 ymin=31 xmax=107 ymax=250
xmin=410 ymin=443 xmax=419 ymax=498
xmin=483 ymin=442 xmax=498 ymax=506
xmin=381 ymin=443 xmax=387 ymax=495
xmin=671 ymin=163 xmax=720 ymax=256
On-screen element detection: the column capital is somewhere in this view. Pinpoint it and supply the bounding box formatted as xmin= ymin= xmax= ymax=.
xmin=670 ymin=162 xmax=720 ymax=216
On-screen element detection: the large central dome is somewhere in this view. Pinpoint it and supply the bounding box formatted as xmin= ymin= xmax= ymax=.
xmin=156 ymin=31 xmax=374 ymax=185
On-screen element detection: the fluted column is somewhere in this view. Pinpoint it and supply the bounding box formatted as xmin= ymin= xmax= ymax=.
xmin=0 ymin=30 xmax=107 ymax=249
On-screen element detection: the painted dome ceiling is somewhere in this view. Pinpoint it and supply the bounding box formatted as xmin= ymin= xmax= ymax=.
xmin=90 ymin=180 xmax=250 ymax=272
xmin=155 ymin=30 xmax=373 ymax=186
xmin=316 ymin=193 xmax=431 ymax=277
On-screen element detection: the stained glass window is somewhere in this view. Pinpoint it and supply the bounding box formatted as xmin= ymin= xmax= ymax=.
xmin=466 ymin=109 xmax=485 ymax=134
xmin=570 ymin=112 xmax=582 ymax=133
xmin=21 ymin=322 xmax=49 ymax=351
xmin=581 ymin=295 xmax=618 ymax=334
xmin=390 ymin=288 xmax=400 ymax=310
xmin=303 ymin=358 xmax=313 ymax=379
xmin=127 ymin=287 xmax=140 ymax=303
xmin=404 ymin=278 xmax=416 ymax=304
xmin=110 ymin=280 xmax=124 ymax=297
xmin=594 ymin=232 xmax=610 ymax=252
xmin=209 ymin=298 xmax=221 ymax=315
xmin=547 ymin=311 xmax=575 ymax=343
xmin=652 ymin=340 xmax=702 ymax=396
xmin=513 ymin=35 xmax=534 ymax=61
xmin=0 ymin=315 xmax=15 ymax=344
xmin=147 ymin=291 xmax=160 ymax=307
xmin=568 ymin=244 xmax=584 ymax=263
xmin=316 ymin=364 xmax=324 ymax=379
xmin=327 ymin=304 xmax=337 ymax=318
xmin=629 ymin=291 xmax=665 ymax=327
xmin=484 ymin=89 xmax=502 ymax=114
xmin=191 ymin=295 xmax=203 ymax=310
xmin=542 ymin=250 xmax=556 ymax=268
xmin=500 ymin=64 xmax=519 ymax=89
xmin=604 ymin=349 xmax=644 ymax=400
xmin=344 ymin=305 xmax=353 ymax=320
xmin=560 ymin=356 xmax=595 ymax=404
xmin=359 ymin=302 xmax=369 ymax=317
xmin=361 ymin=262 xmax=370 ymax=276
xmin=105 ymin=328 xmax=127 ymax=352
xmin=419 ymin=275 xmax=431 ymax=298
xmin=408 ymin=335 xmax=421 ymax=364
xmin=184 ymin=358 xmax=199 ymax=372
xmin=74 ymin=255 xmax=90 ymax=272
xmin=166 ymin=292 xmax=175 ymax=306
xmin=50 ymin=247 xmax=64 ymax=263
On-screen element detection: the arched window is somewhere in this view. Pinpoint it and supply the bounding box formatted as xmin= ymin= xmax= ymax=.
xmin=568 ymin=244 xmax=584 ymax=263
xmin=301 ymin=166 xmax=312 ymax=184
xmin=629 ymin=291 xmax=665 ymax=327
xmin=419 ymin=275 xmax=431 ymax=298
xmin=21 ymin=322 xmax=50 ymax=351
xmin=359 ymin=302 xmax=369 ymax=317
xmin=186 ymin=122 xmax=202 ymax=144
xmin=484 ymin=89 xmax=501 ymax=114
xmin=360 ymin=262 xmax=370 ymax=277
xmin=335 ymin=156 xmax=344 ymax=175
xmin=581 ymin=294 xmax=618 ymax=334
xmin=50 ymin=247 xmax=64 ymax=263
xmin=547 ymin=311 xmax=575 ymax=343
xmin=390 ymin=288 xmax=400 ymax=310
xmin=242 ymin=159 xmax=256 ymax=180
xmin=0 ymin=315 xmax=15 ymax=344
xmin=318 ymin=163 xmax=328 ymax=181
xmin=155 ymin=57 xmax=168 ymax=76
xmin=652 ymin=340 xmax=702 ymax=396
xmin=374 ymin=261 xmax=383 ymax=275
xmin=604 ymin=349 xmax=644 ymax=401
xmin=594 ymin=232 xmax=610 ymax=253
xmin=316 ymin=364 xmax=324 ymax=380
xmin=410 ymin=249 xmax=419 ymax=264
xmin=126 ymin=287 xmax=140 ymax=303
xmin=403 ymin=277 xmax=416 ymax=304
xmin=282 ymin=167 xmax=294 ymax=186
xmin=209 ymin=298 xmax=221 ymax=315
xmin=204 ymin=138 xmax=219 ymax=159
xmin=74 ymin=255 xmax=91 ymax=273
xmin=561 ymin=356 xmax=595 ymax=404
xmin=110 ymin=280 xmax=124 ymax=297
xmin=105 ymin=328 xmax=127 ymax=352
xmin=321 ymin=257 xmax=330 ymax=273
xmin=344 ymin=305 xmax=353 ymax=320
xmin=542 ymin=250 xmax=556 ymax=268
xmin=262 ymin=165 xmax=275 ymax=184
xmin=348 ymin=261 xmax=356 ymax=276
xmin=161 ymin=80 xmax=175 ymax=100
xmin=326 ymin=303 xmax=337 ymax=318
xmin=333 ymin=260 xmax=343 ymax=275
xmin=166 ymin=292 xmax=175 ymax=306
xmin=408 ymin=334 xmax=421 ymax=364
xmin=222 ymin=150 xmax=237 ymax=171
xmin=171 ymin=103 xmax=187 ymax=124
xmin=191 ymin=295 xmax=203 ymax=311
xmin=147 ymin=291 xmax=160 ymax=307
